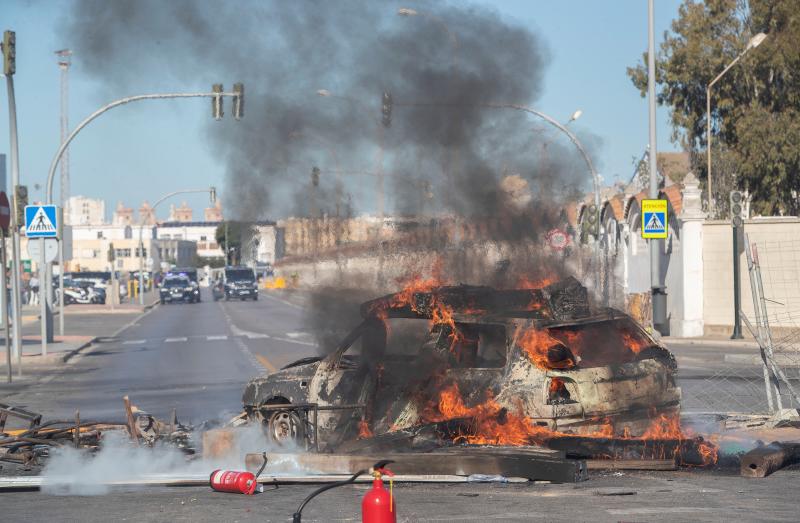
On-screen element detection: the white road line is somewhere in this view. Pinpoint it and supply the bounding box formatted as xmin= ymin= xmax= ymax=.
xmin=245 ymin=334 xmax=270 ymax=340
xmin=123 ymin=340 xmax=146 ymax=345
xmin=261 ymin=292 xmax=304 ymax=311
xmin=164 ymin=337 xmax=188 ymax=343
xmin=206 ymin=335 xmax=228 ymax=341
xmin=269 ymin=336 xmax=318 ymax=347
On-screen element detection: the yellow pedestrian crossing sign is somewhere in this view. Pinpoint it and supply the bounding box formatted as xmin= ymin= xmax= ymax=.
xmin=641 ymin=199 xmax=668 ymax=239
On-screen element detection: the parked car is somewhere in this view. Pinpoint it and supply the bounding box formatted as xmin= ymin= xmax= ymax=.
xmin=242 ymin=278 xmax=680 ymax=451
xmin=224 ymin=266 xmax=258 ymax=301
xmin=159 ymin=276 xmax=197 ymax=304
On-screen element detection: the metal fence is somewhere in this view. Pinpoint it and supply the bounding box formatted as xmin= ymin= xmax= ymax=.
xmin=685 ymin=236 xmax=800 ymax=414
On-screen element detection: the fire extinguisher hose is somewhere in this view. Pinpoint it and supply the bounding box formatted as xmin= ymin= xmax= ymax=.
xmin=291 ymin=459 xmax=394 ymax=523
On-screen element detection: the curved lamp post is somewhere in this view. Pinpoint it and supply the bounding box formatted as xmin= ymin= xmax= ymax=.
xmin=43 ymin=88 xmax=242 ymax=334
xmin=137 ymin=188 xmax=216 ymax=305
xmin=706 ymin=32 xmax=767 ymax=214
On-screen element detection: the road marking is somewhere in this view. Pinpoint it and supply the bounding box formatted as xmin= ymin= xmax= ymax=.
xmin=254 ymin=354 xmax=277 ymax=373
xmin=246 ymin=333 xmax=270 ymax=340
xmin=206 ymin=335 xmax=228 ymax=341
xmin=261 ymin=292 xmax=304 ymax=311
xmin=123 ymin=340 xmax=146 ymax=345
xmin=233 ymin=336 xmax=271 ymax=373
xmin=269 ymin=336 xmax=317 ymax=347
xmin=164 ymin=337 xmax=188 ymax=343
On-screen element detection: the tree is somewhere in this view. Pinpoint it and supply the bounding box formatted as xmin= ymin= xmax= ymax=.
xmin=628 ymin=0 xmax=800 ymax=216
xmin=215 ymin=221 xmax=248 ymax=264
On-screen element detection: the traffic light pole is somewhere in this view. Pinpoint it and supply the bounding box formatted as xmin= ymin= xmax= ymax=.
xmin=43 ymin=90 xmax=241 ymax=329
xmin=4 ymin=74 xmax=23 ymax=375
xmin=731 ymin=225 xmax=744 ymax=339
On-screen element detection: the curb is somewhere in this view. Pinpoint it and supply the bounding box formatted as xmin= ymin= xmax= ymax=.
xmin=61 ymin=337 xmax=99 ymax=363
xmin=663 ymin=337 xmax=760 ymax=349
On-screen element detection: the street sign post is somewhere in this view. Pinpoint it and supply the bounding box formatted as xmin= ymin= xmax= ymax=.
xmin=27 ymin=238 xmax=59 ymax=263
xmin=24 ymin=205 xmax=58 ymax=238
xmin=24 ymin=204 xmax=59 ymax=356
xmin=641 ymin=199 xmax=668 ymax=240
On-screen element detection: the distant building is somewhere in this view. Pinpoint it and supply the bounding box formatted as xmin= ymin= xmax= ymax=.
xmin=139 ymin=201 xmax=157 ymax=226
xmin=204 ymin=200 xmax=224 ymax=222
xmin=112 ymin=202 xmax=134 ymax=226
xmin=157 ymin=221 xmax=223 ymax=259
xmin=65 ymin=196 xmax=105 ymax=226
xmin=169 ymin=202 xmax=193 ymax=222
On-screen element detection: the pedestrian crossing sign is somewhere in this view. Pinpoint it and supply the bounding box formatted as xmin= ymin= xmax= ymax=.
xmin=25 ymin=205 xmax=59 ymax=238
xmin=641 ymin=199 xmax=668 ymax=239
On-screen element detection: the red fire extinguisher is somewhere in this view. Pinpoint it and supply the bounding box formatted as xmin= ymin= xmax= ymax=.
xmin=209 ymin=453 xmax=267 ymax=495
xmin=362 ymin=465 xmax=396 ymax=523
xmin=291 ymin=460 xmax=396 ymax=523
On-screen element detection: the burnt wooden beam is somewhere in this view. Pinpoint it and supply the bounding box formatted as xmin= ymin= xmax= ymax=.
xmin=245 ymin=449 xmax=587 ymax=483
xmin=740 ymin=442 xmax=800 ymax=478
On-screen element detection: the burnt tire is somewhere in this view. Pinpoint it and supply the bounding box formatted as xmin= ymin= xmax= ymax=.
xmin=267 ymin=409 xmax=305 ymax=447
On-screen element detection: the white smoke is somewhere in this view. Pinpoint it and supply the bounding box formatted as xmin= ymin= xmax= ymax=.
xmin=41 ymin=423 xmax=283 ymax=496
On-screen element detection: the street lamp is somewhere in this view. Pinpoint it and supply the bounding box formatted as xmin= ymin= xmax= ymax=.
xmin=137 ymin=188 xmax=216 ymax=305
xmin=568 ymin=110 xmax=583 ymax=123
xmin=706 ymin=32 xmax=767 ymax=214
xmin=397 ymin=7 xmax=458 ymax=69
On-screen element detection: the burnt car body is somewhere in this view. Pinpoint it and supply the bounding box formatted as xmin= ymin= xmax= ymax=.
xmin=242 ymin=278 xmax=680 ymax=450
xmin=159 ymin=276 xmax=197 ymax=304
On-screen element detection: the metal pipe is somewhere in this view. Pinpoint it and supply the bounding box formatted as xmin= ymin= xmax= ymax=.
xmin=4 ymin=75 xmax=23 ymax=375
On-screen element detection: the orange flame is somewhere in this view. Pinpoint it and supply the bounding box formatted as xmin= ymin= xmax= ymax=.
xmin=420 ymin=382 xmax=718 ymax=466
xmin=357 ymin=419 xmax=373 ymax=439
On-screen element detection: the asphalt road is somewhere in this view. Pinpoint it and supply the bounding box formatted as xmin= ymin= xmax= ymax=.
xmin=3 ymin=291 xmax=797 ymax=522
xmin=2 ymin=288 xmax=319 ymax=423
xmin=2 ymin=468 xmax=799 ymax=522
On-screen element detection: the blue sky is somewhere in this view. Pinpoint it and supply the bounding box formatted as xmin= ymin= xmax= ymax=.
xmin=1 ymin=0 xmax=683 ymax=220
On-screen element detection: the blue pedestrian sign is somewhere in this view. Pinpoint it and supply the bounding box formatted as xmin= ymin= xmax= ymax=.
xmin=25 ymin=205 xmax=59 ymax=238
xmin=641 ymin=199 xmax=668 ymax=239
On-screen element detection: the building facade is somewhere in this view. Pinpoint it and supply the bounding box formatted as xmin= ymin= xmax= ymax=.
xmin=64 ymin=196 xmax=105 ymax=226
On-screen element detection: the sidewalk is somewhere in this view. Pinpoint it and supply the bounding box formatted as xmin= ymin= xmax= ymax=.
xmin=662 ymin=335 xmax=760 ymax=349
xmin=0 ymin=335 xmax=95 ymax=367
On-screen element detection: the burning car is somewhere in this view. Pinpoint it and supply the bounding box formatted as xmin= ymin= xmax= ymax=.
xmin=242 ymin=277 xmax=680 ymax=451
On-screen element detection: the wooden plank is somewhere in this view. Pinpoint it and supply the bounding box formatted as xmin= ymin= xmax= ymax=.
xmin=586 ymin=459 xmax=676 ymax=471
xmin=245 ymin=451 xmax=586 ymax=483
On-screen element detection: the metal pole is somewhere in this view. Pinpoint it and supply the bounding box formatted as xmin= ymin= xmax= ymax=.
xmin=647 ymin=0 xmax=666 ymax=335
xmin=39 ymin=238 xmax=46 ymax=356
xmin=2 ymin=229 xmax=10 ymax=382
xmin=58 ymin=209 xmax=64 ymax=336
xmin=5 ymin=75 xmax=23 ymax=374
xmin=706 ymin=87 xmax=713 ymax=215
xmin=731 ymin=226 xmax=743 ymax=338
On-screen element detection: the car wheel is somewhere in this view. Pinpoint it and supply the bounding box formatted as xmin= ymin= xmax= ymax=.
xmin=253 ymin=295 xmax=259 ymax=301
xmin=160 ymin=299 xmax=165 ymax=305
xmin=267 ymin=409 xmax=305 ymax=447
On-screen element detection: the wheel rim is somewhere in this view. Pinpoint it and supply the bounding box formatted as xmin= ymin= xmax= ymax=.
xmin=268 ymin=410 xmax=301 ymax=445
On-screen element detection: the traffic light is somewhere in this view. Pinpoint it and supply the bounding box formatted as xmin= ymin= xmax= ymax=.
xmin=13 ymin=185 xmax=27 ymax=229
xmin=107 ymin=243 xmax=116 ymax=263
xmin=212 ymin=84 xmax=224 ymax=120
xmin=381 ymin=91 xmax=393 ymax=128
xmin=583 ymin=204 xmax=599 ymax=236
xmin=2 ymin=30 xmax=15 ymax=76
xmin=311 ymin=166 xmax=320 ymax=187
xmin=730 ymin=190 xmax=745 ymax=228
xmin=232 ymin=83 xmax=244 ymax=120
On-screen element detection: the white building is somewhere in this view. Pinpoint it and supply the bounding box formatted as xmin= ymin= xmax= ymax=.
xmin=65 ymin=196 xmax=105 ymax=226
xmin=157 ymin=221 xmax=223 ymax=260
